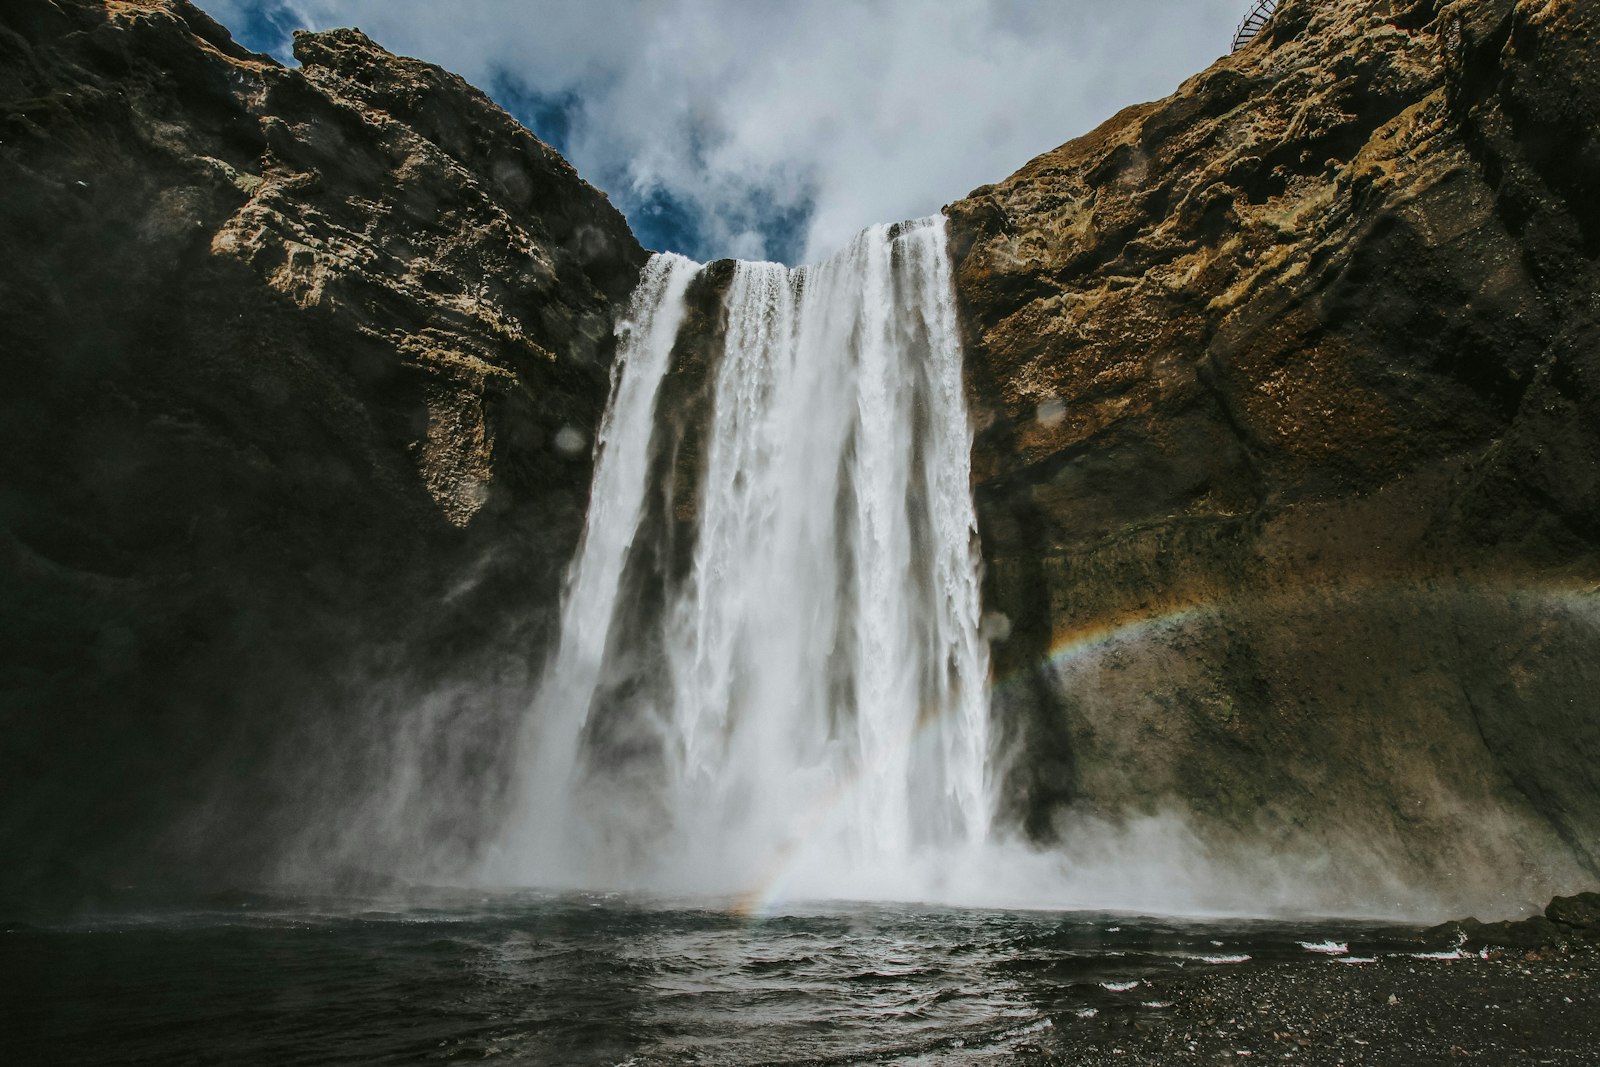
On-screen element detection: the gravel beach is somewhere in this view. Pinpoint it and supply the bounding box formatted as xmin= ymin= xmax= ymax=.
xmin=1024 ymin=944 xmax=1600 ymax=1065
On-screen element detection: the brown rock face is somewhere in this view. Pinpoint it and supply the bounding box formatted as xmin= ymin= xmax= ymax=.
xmin=949 ymin=0 xmax=1600 ymax=913
xmin=0 ymin=0 xmax=644 ymax=903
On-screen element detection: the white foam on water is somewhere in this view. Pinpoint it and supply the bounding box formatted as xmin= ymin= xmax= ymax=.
xmin=1298 ymin=940 xmax=1349 ymax=955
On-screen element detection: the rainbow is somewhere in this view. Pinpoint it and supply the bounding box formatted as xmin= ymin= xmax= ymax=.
xmin=727 ymin=574 xmax=1600 ymax=916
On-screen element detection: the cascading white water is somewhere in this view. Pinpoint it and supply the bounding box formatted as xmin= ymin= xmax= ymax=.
xmin=508 ymin=251 xmax=701 ymax=873
xmin=494 ymin=217 xmax=992 ymax=901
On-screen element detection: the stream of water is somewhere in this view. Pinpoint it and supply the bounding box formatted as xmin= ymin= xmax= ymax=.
xmin=494 ymin=217 xmax=991 ymax=902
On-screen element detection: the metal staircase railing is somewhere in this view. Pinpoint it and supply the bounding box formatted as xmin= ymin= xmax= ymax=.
xmin=1232 ymin=0 xmax=1280 ymax=52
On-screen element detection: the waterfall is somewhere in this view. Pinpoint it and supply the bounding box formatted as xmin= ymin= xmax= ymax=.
xmin=495 ymin=217 xmax=991 ymax=901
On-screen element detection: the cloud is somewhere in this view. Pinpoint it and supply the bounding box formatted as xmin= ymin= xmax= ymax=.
xmin=197 ymin=0 xmax=1243 ymax=263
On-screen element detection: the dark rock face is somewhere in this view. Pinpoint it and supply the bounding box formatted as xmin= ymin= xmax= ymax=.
xmin=949 ymin=0 xmax=1600 ymax=912
xmin=1546 ymin=890 xmax=1600 ymax=933
xmin=0 ymin=0 xmax=645 ymax=905
xmin=1430 ymin=889 xmax=1600 ymax=948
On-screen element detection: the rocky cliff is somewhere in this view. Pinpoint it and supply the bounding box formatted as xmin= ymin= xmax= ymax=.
xmin=6 ymin=0 xmax=1598 ymax=918
xmin=0 ymin=0 xmax=644 ymax=904
xmin=948 ymin=0 xmax=1600 ymax=912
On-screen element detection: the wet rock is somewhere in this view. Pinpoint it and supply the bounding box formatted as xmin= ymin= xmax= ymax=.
xmin=1428 ymin=916 xmax=1570 ymax=951
xmin=1547 ymin=891 xmax=1600 ymax=937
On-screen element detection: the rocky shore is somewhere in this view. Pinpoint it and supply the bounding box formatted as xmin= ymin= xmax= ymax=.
xmin=1032 ymin=893 xmax=1600 ymax=1064
xmin=1051 ymin=943 xmax=1600 ymax=1065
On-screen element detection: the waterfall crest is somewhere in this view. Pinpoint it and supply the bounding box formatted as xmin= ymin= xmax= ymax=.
xmin=496 ymin=217 xmax=991 ymax=901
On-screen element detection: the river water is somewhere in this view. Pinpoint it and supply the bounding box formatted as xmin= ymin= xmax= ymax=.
xmin=6 ymin=891 xmax=1455 ymax=1065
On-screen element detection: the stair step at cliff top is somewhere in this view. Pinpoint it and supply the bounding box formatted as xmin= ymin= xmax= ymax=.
xmin=1232 ymin=0 xmax=1280 ymax=51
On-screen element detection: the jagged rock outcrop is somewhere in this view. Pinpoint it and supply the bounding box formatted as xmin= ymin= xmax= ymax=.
xmin=1432 ymin=889 xmax=1600 ymax=949
xmin=949 ymin=0 xmax=1600 ymax=913
xmin=0 ymin=0 xmax=645 ymax=904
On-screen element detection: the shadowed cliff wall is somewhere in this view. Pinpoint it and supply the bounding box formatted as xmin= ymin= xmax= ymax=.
xmin=0 ymin=0 xmax=645 ymax=905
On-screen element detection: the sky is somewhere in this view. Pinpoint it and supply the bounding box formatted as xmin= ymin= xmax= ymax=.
xmin=195 ymin=1 xmax=1244 ymax=264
